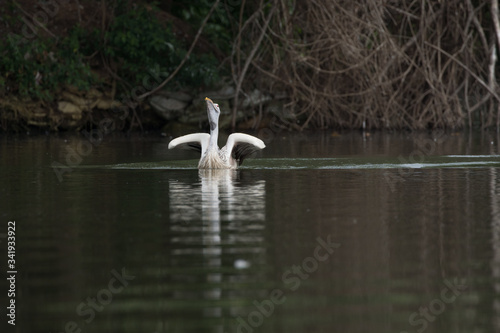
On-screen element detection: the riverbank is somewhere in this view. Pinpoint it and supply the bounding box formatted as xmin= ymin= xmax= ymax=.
xmin=0 ymin=1 xmax=292 ymax=132
xmin=2 ymin=0 xmax=500 ymax=132
xmin=0 ymin=83 xmax=286 ymax=132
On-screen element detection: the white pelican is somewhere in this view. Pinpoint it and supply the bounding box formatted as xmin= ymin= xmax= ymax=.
xmin=168 ymin=97 xmax=265 ymax=169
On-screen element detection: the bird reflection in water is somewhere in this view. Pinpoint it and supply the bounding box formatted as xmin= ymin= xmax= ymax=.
xmin=168 ymin=169 xmax=266 ymax=325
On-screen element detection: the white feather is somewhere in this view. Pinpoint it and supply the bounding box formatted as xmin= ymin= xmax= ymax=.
xmin=168 ymin=133 xmax=211 ymax=156
xmin=223 ymin=133 xmax=266 ymax=161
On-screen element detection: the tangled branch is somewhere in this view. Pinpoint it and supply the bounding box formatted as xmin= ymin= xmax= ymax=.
xmin=235 ymin=0 xmax=500 ymax=130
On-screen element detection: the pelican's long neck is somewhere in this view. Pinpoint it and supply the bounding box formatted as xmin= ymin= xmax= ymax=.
xmin=209 ymin=123 xmax=218 ymax=150
xmin=208 ymin=109 xmax=219 ymax=150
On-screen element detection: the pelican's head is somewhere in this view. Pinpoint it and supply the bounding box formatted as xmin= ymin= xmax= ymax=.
xmin=205 ymin=97 xmax=220 ymax=131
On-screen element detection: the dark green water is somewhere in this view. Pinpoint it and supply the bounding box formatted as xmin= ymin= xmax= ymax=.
xmin=2 ymin=130 xmax=500 ymax=333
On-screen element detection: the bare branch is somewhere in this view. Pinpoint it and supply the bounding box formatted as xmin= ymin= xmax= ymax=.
xmin=137 ymin=0 xmax=221 ymax=100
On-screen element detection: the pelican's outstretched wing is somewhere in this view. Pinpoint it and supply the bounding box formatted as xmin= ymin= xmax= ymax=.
xmin=224 ymin=133 xmax=266 ymax=166
xmin=168 ymin=133 xmax=211 ymax=156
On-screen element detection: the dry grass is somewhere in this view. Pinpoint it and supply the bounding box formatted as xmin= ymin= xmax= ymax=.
xmin=233 ymin=0 xmax=500 ymax=130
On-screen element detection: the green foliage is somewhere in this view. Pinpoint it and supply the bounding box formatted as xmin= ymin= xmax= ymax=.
xmin=0 ymin=32 xmax=94 ymax=100
xmin=0 ymin=2 xmax=222 ymax=103
xmin=169 ymin=0 xmax=242 ymax=54
xmin=101 ymin=4 xmax=220 ymax=90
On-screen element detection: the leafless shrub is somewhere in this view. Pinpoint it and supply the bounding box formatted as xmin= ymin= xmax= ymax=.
xmin=234 ymin=0 xmax=500 ymax=130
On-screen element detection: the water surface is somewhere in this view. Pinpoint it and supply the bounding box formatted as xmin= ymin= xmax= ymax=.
xmin=2 ymin=130 xmax=500 ymax=333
